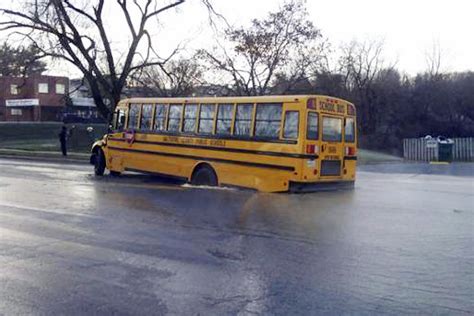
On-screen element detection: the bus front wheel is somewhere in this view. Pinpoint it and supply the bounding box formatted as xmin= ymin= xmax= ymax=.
xmin=191 ymin=165 xmax=218 ymax=187
xmin=94 ymin=148 xmax=106 ymax=176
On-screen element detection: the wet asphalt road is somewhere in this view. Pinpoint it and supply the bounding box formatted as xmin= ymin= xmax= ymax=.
xmin=0 ymin=157 xmax=472 ymax=315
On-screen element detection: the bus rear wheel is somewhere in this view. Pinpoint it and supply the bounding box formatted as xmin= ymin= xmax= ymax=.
xmin=191 ymin=165 xmax=218 ymax=186
xmin=94 ymin=148 xmax=106 ymax=176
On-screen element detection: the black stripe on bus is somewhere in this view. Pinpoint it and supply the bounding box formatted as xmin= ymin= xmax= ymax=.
xmin=108 ymin=146 xmax=295 ymax=172
xmin=344 ymin=156 xmax=357 ymax=160
xmin=111 ymin=130 xmax=298 ymax=144
xmin=108 ymin=137 xmax=317 ymax=159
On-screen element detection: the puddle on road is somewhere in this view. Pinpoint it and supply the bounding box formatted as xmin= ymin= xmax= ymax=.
xmin=16 ymin=165 xmax=89 ymax=177
xmin=16 ymin=166 xmax=61 ymax=173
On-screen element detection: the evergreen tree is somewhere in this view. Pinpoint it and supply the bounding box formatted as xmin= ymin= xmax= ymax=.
xmin=0 ymin=42 xmax=47 ymax=76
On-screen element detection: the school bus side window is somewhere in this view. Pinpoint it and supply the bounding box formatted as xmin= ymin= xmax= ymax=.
xmin=345 ymin=118 xmax=355 ymax=142
xmin=167 ymin=104 xmax=182 ymax=132
xmin=255 ymin=103 xmax=282 ymax=139
xmin=140 ymin=104 xmax=153 ymax=131
xmin=199 ymin=104 xmax=216 ymax=134
xmin=183 ymin=104 xmax=198 ymax=133
xmin=234 ymin=103 xmax=253 ymax=137
xmin=154 ymin=104 xmax=167 ymax=131
xmin=307 ymin=112 xmax=318 ymax=140
xmin=117 ymin=110 xmax=126 ymax=131
xmin=113 ymin=109 xmax=126 ymax=131
xmin=216 ymin=103 xmax=233 ymax=135
xmin=283 ymin=111 xmax=299 ymax=139
xmin=128 ymin=104 xmax=140 ymax=129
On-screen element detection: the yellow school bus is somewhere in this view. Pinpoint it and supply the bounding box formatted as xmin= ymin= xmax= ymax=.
xmin=90 ymin=95 xmax=357 ymax=192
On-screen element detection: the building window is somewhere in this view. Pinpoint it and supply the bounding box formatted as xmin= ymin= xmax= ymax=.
xmin=38 ymin=83 xmax=49 ymax=94
xmin=10 ymin=84 xmax=18 ymax=95
xmin=56 ymin=83 xmax=66 ymax=94
xmin=11 ymin=109 xmax=22 ymax=116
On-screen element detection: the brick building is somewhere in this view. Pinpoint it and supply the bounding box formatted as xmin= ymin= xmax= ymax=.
xmin=0 ymin=75 xmax=69 ymax=122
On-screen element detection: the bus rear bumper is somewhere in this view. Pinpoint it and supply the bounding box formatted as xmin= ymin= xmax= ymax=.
xmin=289 ymin=180 xmax=355 ymax=193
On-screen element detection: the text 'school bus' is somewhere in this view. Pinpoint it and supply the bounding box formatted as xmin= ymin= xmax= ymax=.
xmin=90 ymin=95 xmax=357 ymax=192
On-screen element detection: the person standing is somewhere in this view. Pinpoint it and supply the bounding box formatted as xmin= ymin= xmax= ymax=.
xmin=58 ymin=125 xmax=68 ymax=156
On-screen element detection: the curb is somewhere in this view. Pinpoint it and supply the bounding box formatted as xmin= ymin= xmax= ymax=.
xmin=0 ymin=153 xmax=89 ymax=165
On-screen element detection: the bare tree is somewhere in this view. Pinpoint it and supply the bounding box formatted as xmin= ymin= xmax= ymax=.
xmin=0 ymin=0 xmax=186 ymax=120
xmin=425 ymin=40 xmax=443 ymax=79
xmin=338 ymin=39 xmax=389 ymax=134
xmin=339 ymin=40 xmax=385 ymax=92
xmin=198 ymin=0 xmax=326 ymax=96
xmin=131 ymin=58 xmax=204 ymax=97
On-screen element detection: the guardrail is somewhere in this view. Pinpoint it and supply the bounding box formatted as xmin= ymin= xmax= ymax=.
xmin=403 ymin=137 xmax=474 ymax=161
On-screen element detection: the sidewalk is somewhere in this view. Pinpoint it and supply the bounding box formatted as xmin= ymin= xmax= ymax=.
xmin=0 ymin=148 xmax=90 ymax=164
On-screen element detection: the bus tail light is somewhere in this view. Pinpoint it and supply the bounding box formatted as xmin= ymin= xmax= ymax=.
xmin=345 ymin=146 xmax=356 ymax=156
xmin=307 ymin=98 xmax=317 ymax=109
xmin=306 ymin=144 xmax=315 ymax=154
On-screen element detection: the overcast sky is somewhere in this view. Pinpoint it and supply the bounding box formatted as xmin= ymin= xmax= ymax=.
xmin=182 ymin=0 xmax=473 ymax=74
xmin=24 ymin=0 xmax=473 ymax=77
